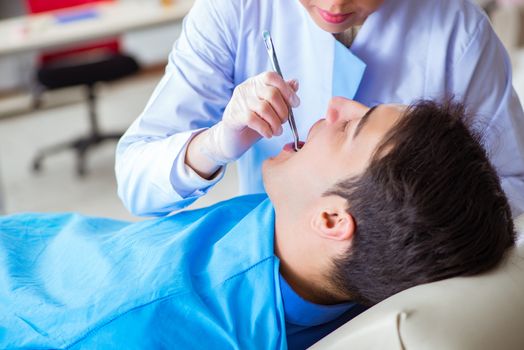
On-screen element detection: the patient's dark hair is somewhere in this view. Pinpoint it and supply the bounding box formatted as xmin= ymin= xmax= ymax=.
xmin=328 ymin=100 xmax=516 ymax=306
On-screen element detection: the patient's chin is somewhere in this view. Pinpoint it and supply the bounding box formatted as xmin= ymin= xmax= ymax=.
xmin=261 ymin=161 xmax=282 ymax=202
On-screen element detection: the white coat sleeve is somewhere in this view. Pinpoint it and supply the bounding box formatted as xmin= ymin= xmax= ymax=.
xmin=115 ymin=0 xmax=240 ymax=216
xmin=449 ymin=16 xmax=524 ymax=217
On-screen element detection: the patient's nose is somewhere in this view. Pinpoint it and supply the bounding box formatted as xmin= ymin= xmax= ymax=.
xmin=326 ymin=97 xmax=370 ymax=124
xmin=325 ymin=108 xmax=340 ymax=124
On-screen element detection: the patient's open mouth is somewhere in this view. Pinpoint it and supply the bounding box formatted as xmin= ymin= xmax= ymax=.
xmin=283 ymin=141 xmax=305 ymax=152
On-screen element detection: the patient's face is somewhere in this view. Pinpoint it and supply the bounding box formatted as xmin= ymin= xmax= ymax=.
xmin=263 ymin=97 xmax=405 ymax=209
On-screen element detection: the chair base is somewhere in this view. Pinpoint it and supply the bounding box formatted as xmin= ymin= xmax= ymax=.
xmin=31 ymin=53 xmax=139 ymax=176
xmin=32 ymin=132 xmax=122 ymax=176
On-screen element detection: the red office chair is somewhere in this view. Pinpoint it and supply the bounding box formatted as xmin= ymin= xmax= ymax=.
xmin=26 ymin=0 xmax=139 ymax=176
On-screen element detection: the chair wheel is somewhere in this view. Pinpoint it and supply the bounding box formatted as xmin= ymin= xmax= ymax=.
xmin=32 ymin=159 xmax=42 ymax=173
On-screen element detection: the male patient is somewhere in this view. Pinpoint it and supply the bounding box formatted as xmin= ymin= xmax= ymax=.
xmin=0 ymin=98 xmax=515 ymax=349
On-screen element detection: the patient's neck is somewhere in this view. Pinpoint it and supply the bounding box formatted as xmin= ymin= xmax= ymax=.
xmin=274 ymin=212 xmax=349 ymax=305
xmin=278 ymin=261 xmax=344 ymax=305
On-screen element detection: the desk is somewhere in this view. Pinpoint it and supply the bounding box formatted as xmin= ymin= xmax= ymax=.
xmin=0 ymin=0 xmax=194 ymax=57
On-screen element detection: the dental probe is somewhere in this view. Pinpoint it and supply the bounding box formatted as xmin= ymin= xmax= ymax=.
xmin=262 ymin=30 xmax=301 ymax=152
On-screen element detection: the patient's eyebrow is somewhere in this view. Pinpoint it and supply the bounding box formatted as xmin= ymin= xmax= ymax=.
xmin=353 ymin=105 xmax=379 ymax=139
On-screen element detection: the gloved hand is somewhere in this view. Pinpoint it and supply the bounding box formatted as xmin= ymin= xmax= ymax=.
xmin=199 ymin=71 xmax=300 ymax=165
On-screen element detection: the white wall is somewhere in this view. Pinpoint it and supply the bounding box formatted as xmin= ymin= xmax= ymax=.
xmin=122 ymin=23 xmax=181 ymax=66
xmin=121 ymin=0 xmax=183 ymax=66
xmin=0 ymin=54 xmax=35 ymax=91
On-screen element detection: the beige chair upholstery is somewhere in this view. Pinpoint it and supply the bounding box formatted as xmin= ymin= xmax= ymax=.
xmin=312 ymin=215 xmax=524 ymax=350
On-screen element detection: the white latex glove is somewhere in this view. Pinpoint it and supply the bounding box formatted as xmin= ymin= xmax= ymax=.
xmin=199 ymin=71 xmax=300 ymax=165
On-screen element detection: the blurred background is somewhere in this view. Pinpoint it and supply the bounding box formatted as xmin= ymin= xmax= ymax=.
xmin=0 ymin=0 xmax=522 ymax=221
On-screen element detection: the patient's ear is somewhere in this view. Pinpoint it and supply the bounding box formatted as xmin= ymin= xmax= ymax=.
xmin=310 ymin=196 xmax=355 ymax=242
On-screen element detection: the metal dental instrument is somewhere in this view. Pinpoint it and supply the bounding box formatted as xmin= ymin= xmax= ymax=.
xmin=262 ymin=30 xmax=301 ymax=152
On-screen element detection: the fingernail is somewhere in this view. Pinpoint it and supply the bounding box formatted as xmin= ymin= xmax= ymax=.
xmin=290 ymin=94 xmax=300 ymax=108
xmin=277 ymin=127 xmax=283 ymax=136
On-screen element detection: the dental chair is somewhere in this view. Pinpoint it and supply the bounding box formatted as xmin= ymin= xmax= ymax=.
xmin=313 ymin=214 xmax=524 ymax=350
xmin=26 ymin=0 xmax=139 ymax=176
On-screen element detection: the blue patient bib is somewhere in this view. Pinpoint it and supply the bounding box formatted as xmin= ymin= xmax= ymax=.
xmin=0 ymin=195 xmax=287 ymax=349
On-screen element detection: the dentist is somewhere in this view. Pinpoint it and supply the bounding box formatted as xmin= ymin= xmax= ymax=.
xmin=116 ymin=0 xmax=524 ymax=216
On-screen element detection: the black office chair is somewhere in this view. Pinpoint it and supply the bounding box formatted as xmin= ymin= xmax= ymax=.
xmin=31 ymin=48 xmax=139 ymax=176
xmin=26 ymin=1 xmax=139 ymax=177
